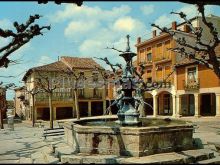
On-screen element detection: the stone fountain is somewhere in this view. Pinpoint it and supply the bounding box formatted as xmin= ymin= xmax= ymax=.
xmin=63 ymin=35 xmax=194 ymax=157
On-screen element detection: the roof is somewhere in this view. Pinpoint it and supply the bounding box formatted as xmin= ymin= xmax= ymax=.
xmin=174 ymin=58 xmax=197 ymax=67
xmin=60 ymin=56 xmax=103 ymax=70
xmin=22 ymin=56 xmax=104 ymax=81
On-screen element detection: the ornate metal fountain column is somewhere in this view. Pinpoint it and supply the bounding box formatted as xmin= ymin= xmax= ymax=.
xmin=116 ymin=35 xmax=141 ymax=126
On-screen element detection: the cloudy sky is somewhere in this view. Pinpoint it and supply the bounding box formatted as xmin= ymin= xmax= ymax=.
xmin=0 ymin=1 xmax=219 ymax=99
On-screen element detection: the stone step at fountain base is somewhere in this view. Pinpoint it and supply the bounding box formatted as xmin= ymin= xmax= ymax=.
xmin=30 ymin=146 xmax=59 ymax=164
xmin=119 ymin=149 xmax=216 ymax=164
xmin=58 ymin=149 xmax=218 ymax=164
xmin=46 ymin=141 xmax=220 ymax=164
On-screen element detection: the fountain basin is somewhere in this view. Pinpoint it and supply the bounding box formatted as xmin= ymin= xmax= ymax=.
xmin=63 ymin=117 xmax=194 ymax=157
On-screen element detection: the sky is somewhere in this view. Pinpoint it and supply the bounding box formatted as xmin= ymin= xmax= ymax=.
xmin=0 ymin=1 xmax=220 ymax=100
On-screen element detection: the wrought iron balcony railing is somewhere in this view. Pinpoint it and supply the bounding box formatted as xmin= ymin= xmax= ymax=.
xmin=183 ymin=79 xmax=200 ymax=91
xmin=35 ymin=92 xmax=73 ymax=102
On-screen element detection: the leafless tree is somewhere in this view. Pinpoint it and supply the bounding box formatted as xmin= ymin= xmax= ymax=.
xmin=24 ymin=84 xmax=42 ymax=127
xmin=38 ymin=0 xmax=83 ymax=6
xmin=0 ymin=83 xmax=16 ymax=129
xmin=60 ymin=68 xmax=87 ymax=120
xmin=151 ymin=3 xmax=220 ymax=78
xmin=34 ymin=71 xmax=60 ymax=129
xmin=0 ymin=14 xmax=50 ymax=68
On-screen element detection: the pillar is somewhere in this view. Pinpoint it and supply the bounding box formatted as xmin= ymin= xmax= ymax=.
xmin=103 ymin=100 xmax=106 ymax=115
xmin=172 ymin=95 xmax=176 ymax=118
xmin=88 ymin=101 xmax=92 ymax=117
xmin=153 ymin=95 xmax=158 ymax=117
xmin=194 ymin=93 xmax=200 ymax=117
xmin=216 ymin=93 xmax=220 ymax=117
xmin=176 ymin=95 xmax=181 ymax=118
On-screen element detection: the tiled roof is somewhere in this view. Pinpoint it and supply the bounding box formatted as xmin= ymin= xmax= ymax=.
xmin=175 ymin=58 xmax=197 ymax=67
xmin=31 ymin=61 xmax=69 ymax=72
xmin=60 ymin=56 xmax=103 ymax=69
xmin=22 ymin=56 xmax=104 ymax=81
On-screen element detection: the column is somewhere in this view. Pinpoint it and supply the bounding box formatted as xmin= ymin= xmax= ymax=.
xmin=172 ymin=95 xmax=176 ymax=118
xmin=153 ymin=95 xmax=158 ymax=117
xmin=53 ymin=107 xmax=56 ymax=120
xmin=88 ymin=101 xmax=92 ymax=117
xmin=103 ymin=100 xmax=106 ymax=115
xmin=176 ymin=95 xmax=181 ymax=118
xmin=216 ymin=93 xmax=220 ymax=117
xmin=194 ymin=93 xmax=200 ymax=118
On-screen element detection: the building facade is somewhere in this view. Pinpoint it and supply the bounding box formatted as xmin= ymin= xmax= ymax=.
xmin=22 ymin=56 xmax=107 ymax=121
xmin=14 ymin=86 xmax=27 ymax=119
xmin=135 ymin=15 xmax=220 ymax=118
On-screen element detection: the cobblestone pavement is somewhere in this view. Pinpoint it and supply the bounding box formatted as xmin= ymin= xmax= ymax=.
xmin=0 ymin=116 xmax=220 ymax=164
xmin=0 ymin=121 xmax=61 ymax=163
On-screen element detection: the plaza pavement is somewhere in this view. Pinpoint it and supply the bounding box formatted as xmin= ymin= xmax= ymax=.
xmin=0 ymin=116 xmax=220 ymax=164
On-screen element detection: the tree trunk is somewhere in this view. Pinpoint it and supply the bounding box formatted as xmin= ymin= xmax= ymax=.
xmin=0 ymin=108 xmax=3 ymax=129
xmin=49 ymin=92 xmax=53 ymax=129
xmin=74 ymin=89 xmax=80 ymax=120
xmin=32 ymin=94 xmax=35 ymax=127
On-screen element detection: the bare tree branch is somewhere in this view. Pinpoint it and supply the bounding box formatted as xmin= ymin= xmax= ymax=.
xmin=151 ymin=3 xmax=220 ymax=78
xmin=0 ymin=14 xmax=50 ymax=68
xmin=105 ymin=46 xmax=125 ymax=53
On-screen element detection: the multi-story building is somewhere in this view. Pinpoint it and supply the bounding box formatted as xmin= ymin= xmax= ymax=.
xmin=175 ymin=44 xmax=220 ymax=117
xmin=135 ymin=14 xmax=220 ymax=118
xmin=22 ymin=56 xmax=107 ymax=121
xmin=14 ymin=86 xmax=27 ymax=119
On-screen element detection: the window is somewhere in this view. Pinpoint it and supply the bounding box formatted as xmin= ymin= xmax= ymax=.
xmin=93 ymin=88 xmax=98 ymax=97
xmin=156 ymin=66 xmax=163 ymax=81
xmin=164 ymin=40 xmax=171 ymax=59
xmin=165 ymin=65 xmax=171 ymax=81
xmin=146 ymin=53 xmax=152 ymax=62
xmin=187 ymin=67 xmax=197 ymax=83
xmin=139 ymin=49 xmax=145 ymax=63
xmin=157 ymin=43 xmax=163 ymax=56
xmin=147 ymin=77 xmax=152 ymax=83
xmin=78 ymin=89 xmax=84 ymax=97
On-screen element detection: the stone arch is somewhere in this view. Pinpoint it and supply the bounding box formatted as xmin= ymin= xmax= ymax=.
xmin=157 ymin=91 xmax=173 ymax=116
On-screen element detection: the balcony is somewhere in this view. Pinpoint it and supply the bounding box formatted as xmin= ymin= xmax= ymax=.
xmin=183 ymin=79 xmax=200 ymax=91
xmin=36 ymin=92 xmax=73 ymax=102
xmin=154 ymin=56 xmax=171 ymax=64
xmin=78 ymin=92 xmax=103 ymax=100
xmin=138 ymin=61 xmax=152 ymax=67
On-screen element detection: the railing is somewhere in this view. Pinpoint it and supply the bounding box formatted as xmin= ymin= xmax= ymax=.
xmin=138 ymin=61 xmax=152 ymax=66
xmin=183 ymin=79 xmax=200 ymax=91
xmin=78 ymin=92 xmax=103 ymax=99
xmin=154 ymin=56 xmax=171 ymax=62
xmin=35 ymin=92 xmax=73 ymax=102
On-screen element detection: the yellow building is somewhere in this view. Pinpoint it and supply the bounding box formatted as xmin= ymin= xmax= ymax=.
xmin=22 ymin=56 xmax=107 ymax=121
xmin=135 ymin=15 xmax=220 ymax=118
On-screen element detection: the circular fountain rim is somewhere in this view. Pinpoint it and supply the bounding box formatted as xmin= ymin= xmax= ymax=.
xmin=67 ymin=117 xmax=194 ymax=132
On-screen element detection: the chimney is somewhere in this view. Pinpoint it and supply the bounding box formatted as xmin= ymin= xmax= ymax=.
xmin=183 ymin=24 xmax=190 ymax=33
xmin=172 ymin=21 xmax=177 ymax=30
xmin=152 ymin=30 xmax=157 ymax=38
xmin=137 ymin=37 xmax=141 ymax=44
